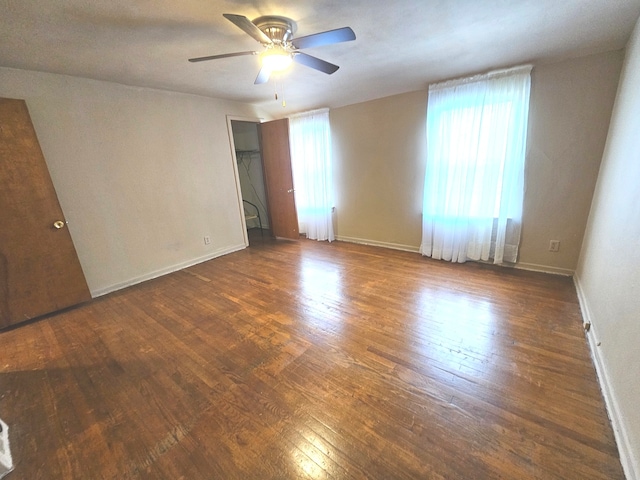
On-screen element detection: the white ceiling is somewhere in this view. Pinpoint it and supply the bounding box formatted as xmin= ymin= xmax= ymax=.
xmin=2 ymin=0 xmax=640 ymax=116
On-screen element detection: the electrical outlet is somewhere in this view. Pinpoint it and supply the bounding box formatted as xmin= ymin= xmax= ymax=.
xmin=204 ymin=236 xmax=211 ymax=245
xmin=549 ymin=240 xmax=560 ymax=252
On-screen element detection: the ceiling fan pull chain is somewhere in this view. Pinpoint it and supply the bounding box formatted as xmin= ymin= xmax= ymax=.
xmin=281 ymin=80 xmax=286 ymax=107
xmin=274 ymin=76 xmax=287 ymax=106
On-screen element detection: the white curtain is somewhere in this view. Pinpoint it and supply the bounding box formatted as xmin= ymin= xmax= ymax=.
xmin=420 ymin=65 xmax=532 ymax=264
xmin=289 ymin=108 xmax=335 ymax=242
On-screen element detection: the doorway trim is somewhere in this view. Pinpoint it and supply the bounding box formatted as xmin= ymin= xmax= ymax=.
xmin=226 ymin=115 xmax=263 ymax=247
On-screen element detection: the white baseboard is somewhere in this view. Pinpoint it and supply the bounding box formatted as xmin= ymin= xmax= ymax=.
xmin=91 ymin=243 xmax=246 ymax=298
xmin=335 ymin=237 xmax=574 ymax=276
xmin=574 ymin=274 xmax=638 ymax=480
xmin=335 ymin=235 xmax=420 ymax=253
xmin=514 ymin=262 xmax=574 ymax=276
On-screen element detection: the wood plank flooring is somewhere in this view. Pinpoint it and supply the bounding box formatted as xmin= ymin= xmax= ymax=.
xmin=0 ymin=232 xmax=624 ymax=479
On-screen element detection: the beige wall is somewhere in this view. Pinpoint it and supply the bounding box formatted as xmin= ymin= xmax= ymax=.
xmin=330 ymin=51 xmax=623 ymax=273
xmin=575 ymin=15 xmax=640 ymax=479
xmin=0 ymin=67 xmax=264 ymax=296
xmin=520 ymin=51 xmax=623 ymax=273
xmin=331 ymin=90 xmax=428 ymax=251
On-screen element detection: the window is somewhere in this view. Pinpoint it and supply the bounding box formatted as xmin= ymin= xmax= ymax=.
xmin=288 ymin=108 xmax=334 ymax=242
xmin=420 ymin=66 xmax=532 ymax=264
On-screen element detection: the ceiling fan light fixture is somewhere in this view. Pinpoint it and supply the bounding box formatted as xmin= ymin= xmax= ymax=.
xmin=262 ymin=46 xmax=293 ymax=72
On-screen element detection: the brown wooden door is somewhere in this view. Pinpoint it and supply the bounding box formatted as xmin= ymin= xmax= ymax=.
xmin=259 ymin=118 xmax=299 ymax=240
xmin=0 ymin=98 xmax=91 ymax=328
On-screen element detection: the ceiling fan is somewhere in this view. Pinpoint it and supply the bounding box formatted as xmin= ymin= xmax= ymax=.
xmin=189 ymin=14 xmax=356 ymax=85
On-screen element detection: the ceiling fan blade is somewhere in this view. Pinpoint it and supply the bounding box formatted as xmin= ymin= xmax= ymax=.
xmin=223 ymin=13 xmax=271 ymax=44
xmin=188 ymin=51 xmax=257 ymax=63
xmin=293 ymin=53 xmax=339 ymax=74
xmin=254 ymin=66 xmax=272 ymax=85
xmin=291 ymin=27 xmax=355 ymax=50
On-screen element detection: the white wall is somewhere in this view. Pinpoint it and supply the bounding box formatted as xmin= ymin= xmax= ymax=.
xmin=575 ymin=15 xmax=640 ymax=480
xmin=0 ymin=67 xmax=264 ymax=296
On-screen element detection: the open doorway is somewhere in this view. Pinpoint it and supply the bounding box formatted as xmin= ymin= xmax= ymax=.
xmin=230 ymin=120 xmax=270 ymax=245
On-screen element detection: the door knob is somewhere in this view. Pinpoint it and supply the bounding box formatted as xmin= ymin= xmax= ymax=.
xmin=53 ymin=220 xmax=65 ymax=229
xmin=287 ymin=189 xmax=294 ymax=193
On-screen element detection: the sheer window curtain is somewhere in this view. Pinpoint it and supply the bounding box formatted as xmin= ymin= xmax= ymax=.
xmin=420 ymin=65 xmax=532 ymax=264
xmin=289 ymin=108 xmax=335 ymax=242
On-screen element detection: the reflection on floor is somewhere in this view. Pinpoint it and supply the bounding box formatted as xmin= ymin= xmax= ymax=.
xmin=0 ymin=236 xmax=624 ymax=479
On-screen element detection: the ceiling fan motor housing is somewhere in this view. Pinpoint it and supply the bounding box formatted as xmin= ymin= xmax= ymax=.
xmin=253 ymin=16 xmax=297 ymax=44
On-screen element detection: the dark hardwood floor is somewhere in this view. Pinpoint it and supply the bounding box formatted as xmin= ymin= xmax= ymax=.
xmin=0 ymin=230 xmax=624 ymax=479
